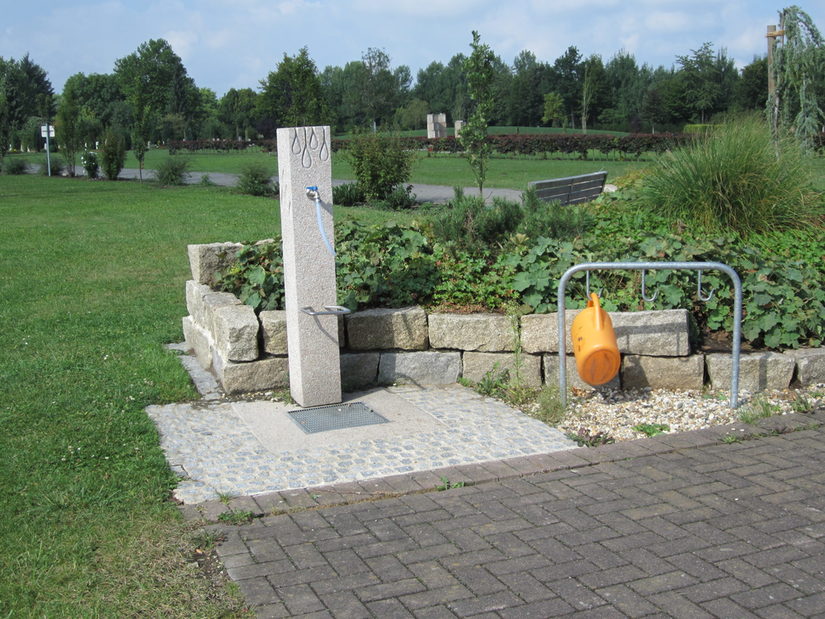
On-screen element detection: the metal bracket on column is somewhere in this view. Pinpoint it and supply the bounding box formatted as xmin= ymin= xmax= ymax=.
xmin=300 ymin=306 xmax=352 ymax=316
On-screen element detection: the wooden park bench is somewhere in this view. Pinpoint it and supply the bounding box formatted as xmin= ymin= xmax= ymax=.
xmin=527 ymin=171 xmax=608 ymax=206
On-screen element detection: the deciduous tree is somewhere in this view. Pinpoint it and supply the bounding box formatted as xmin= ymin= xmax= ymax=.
xmin=62 ymin=72 xmax=126 ymax=141
xmin=541 ymin=92 xmax=564 ymax=127
xmin=734 ymin=57 xmax=768 ymax=111
xmin=414 ymin=61 xmax=452 ymax=116
xmin=675 ymin=42 xmax=736 ymax=123
xmin=507 ymin=50 xmax=552 ymax=126
xmin=55 ymin=88 xmax=83 ymax=175
xmin=772 ymin=5 xmax=824 ymax=151
xmin=219 ymin=88 xmax=258 ymax=140
xmin=599 ymin=52 xmax=651 ymax=131
xmin=359 ymin=48 xmax=410 ymax=131
xmin=0 ymin=71 xmax=10 ymax=162
xmin=394 ymin=98 xmax=428 ymax=130
xmin=257 ymin=47 xmax=326 ymax=134
xmin=552 ymin=46 xmax=582 ymax=128
xmin=115 ymin=39 xmax=199 ymax=178
xmin=0 ymin=54 xmax=54 ymax=151
xmin=461 ymin=31 xmax=495 ymax=194
xmin=580 ymin=54 xmax=608 ymax=133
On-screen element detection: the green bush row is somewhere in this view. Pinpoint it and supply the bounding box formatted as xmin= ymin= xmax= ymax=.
xmin=216 ymin=202 xmax=824 ymax=350
xmin=343 ymin=133 xmax=694 ymax=159
xmin=167 ymin=132 xmax=696 ymax=160
xmin=168 ymin=129 xmax=825 ymax=158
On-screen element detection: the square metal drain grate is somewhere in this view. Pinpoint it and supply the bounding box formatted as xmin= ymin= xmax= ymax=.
xmin=287 ymin=402 xmax=389 ymax=434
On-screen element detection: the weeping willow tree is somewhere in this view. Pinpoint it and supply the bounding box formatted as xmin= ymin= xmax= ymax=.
xmin=770 ymin=5 xmax=825 ymax=151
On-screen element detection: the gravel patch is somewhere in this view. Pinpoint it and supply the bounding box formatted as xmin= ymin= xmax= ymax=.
xmin=553 ymin=384 xmax=825 ymax=442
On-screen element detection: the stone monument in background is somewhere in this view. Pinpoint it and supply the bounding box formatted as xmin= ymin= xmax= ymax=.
xmin=427 ymin=113 xmax=447 ymax=138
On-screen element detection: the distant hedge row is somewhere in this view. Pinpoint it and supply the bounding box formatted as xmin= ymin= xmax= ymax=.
xmin=397 ymin=133 xmax=693 ymax=158
xmin=168 ymin=131 xmax=825 ymax=159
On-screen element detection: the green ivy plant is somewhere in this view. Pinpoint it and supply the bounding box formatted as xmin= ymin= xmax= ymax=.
xmin=335 ymin=220 xmax=438 ymax=310
xmin=215 ymin=240 xmax=284 ymax=312
xmin=212 ymin=201 xmax=824 ymax=350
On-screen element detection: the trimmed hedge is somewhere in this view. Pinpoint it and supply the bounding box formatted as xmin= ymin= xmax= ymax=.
xmin=168 ymin=131 xmax=824 ymax=158
xmin=168 ymin=138 xmax=277 ymax=152
xmin=169 ymin=132 xmax=698 ymax=159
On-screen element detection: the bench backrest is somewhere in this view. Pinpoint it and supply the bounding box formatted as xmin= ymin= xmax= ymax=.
xmin=528 ymin=171 xmax=607 ymax=205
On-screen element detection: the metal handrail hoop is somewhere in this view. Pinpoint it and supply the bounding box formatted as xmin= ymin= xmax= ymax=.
xmin=557 ymin=261 xmax=742 ymax=409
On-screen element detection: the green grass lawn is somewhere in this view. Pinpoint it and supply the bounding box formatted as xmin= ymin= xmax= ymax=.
xmin=0 ymin=174 xmax=424 ymax=615
xmin=118 ymin=148 xmax=648 ymax=190
xmin=400 ymin=155 xmax=647 ymax=189
xmin=118 ymin=145 xmax=820 ymax=193
xmin=1 ymin=151 xmax=822 ymax=615
xmin=124 ymin=147 xmax=277 ymax=175
xmin=0 ymin=176 xmax=281 ymax=616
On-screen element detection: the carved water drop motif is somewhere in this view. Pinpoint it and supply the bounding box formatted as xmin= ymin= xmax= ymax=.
xmin=290 ymin=127 xmax=330 ymax=168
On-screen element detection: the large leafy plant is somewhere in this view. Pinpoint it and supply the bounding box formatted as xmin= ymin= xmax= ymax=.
xmin=215 ymin=198 xmax=824 ymax=350
xmin=215 ymin=240 xmax=284 ymax=312
xmin=335 ymin=221 xmax=438 ymax=309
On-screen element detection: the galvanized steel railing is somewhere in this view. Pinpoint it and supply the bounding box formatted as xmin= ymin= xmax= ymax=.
xmin=557 ymin=262 xmax=743 ymax=409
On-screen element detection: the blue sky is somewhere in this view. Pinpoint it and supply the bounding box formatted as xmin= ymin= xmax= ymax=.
xmin=2 ymin=0 xmax=823 ymax=97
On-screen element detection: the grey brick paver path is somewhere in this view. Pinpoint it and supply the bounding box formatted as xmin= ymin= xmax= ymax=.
xmin=213 ymin=413 xmax=825 ymax=617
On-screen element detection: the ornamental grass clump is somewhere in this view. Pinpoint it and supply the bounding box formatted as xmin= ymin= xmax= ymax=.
xmin=641 ymin=114 xmax=823 ymax=236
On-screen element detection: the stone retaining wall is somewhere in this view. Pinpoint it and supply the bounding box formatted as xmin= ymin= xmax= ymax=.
xmin=182 ymin=242 xmax=825 ymax=395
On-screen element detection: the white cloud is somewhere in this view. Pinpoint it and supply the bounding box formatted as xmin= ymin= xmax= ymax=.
xmin=350 ymin=0 xmax=491 ymax=17
xmin=526 ymin=0 xmax=621 ymax=14
xmin=203 ymin=28 xmax=236 ymax=51
xmin=618 ymin=33 xmax=641 ymax=58
xmin=164 ymin=30 xmax=199 ymax=60
xmin=277 ymin=0 xmax=319 ymax=15
xmin=644 ymin=11 xmax=695 ymax=33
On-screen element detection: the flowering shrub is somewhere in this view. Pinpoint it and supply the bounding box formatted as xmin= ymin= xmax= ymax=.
xmin=81 ymin=152 xmax=99 ymax=179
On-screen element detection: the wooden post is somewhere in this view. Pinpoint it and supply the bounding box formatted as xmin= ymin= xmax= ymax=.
xmin=767 ymin=25 xmax=778 ymax=98
xmin=766 ymin=23 xmax=785 ymax=135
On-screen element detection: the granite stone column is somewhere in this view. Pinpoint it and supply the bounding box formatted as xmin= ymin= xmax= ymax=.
xmin=276 ymin=126 xmax=342 ymax=407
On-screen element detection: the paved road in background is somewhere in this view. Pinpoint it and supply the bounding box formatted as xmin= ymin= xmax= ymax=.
xmin=117 ymin=167 xmax=524 ymax=204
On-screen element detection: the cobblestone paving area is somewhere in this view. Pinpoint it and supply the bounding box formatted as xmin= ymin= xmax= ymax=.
xmin=214 ymin=412 xmax=825 ymax=617
xmin=147 ymin=385 xmax=575 ymax=504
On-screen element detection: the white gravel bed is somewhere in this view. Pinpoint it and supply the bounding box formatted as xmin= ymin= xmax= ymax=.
xmin=554 ymin=384 xmax=825 ymax=442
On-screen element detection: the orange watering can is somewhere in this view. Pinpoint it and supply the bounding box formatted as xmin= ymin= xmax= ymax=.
xmin=571 ymin=292 xmax=621 ymax=386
